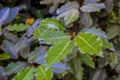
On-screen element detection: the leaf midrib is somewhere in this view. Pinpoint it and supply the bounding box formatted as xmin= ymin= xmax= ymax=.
xmin=39 ymin=66 xmax=48 ymax=80
xmin=50 ymin=41 xmax=71 ymax=65
xmin=22 ymin=68 xmax=33 ymax=80
xmin=78 ymin=35 xmax=98 ymax=53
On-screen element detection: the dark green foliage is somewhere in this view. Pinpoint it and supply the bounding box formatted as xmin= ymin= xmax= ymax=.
xmin=0 ymin=0 xmax=120 ymax=80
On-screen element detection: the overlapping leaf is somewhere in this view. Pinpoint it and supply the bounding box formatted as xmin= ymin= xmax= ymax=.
xmin=82 ymin=27 xmax=107 ymax=38
xmin=75 ymin=32 xmax=103 ymax=56
xmin=41 ymin=18 xmax=64 ymax=30
xmin=57 ymin=8 xmax=80 ymax=25
xmin=80 ymin=12 xmax=93 ymax=27
xmin=69 ymin=57 xmax=83 ymax=80
xmin=4 ymin=62 xmax=27 ymax=75
xmin=28 ymin=46 xmax=48 ymax=64
xmin=33 ymin=27 xmax=69 ymax=44
xmin=0 ymin=7 xmax=19 ymax=26
xmin=1 ymin=40 xmax=18 ymax=59
xmin=13 ymin=67 xmax=34 ymax=80
xmin=36 ymin=65 xmax=53 ymax=80
xmin=80 ymin=3 xmax=105 ymax=12
xmin=80 ymin=54 xmax=95 ymax=68
xmin=3 ymin=30 xmax=19 ymax=43
xmin=82 ymin=28 xmax=114 ymax=50
xmin=102 ymin=39 xmax=114 ymax=51
xmin=15 ymin=37 xmax=30 ymax=58
xmin=46 ymin=39 xmax=74 ymax=65
xmin=27 ymin=19 xmax=41 ymax=37
xmin=4 ymin=7 xmax=19 ymax=24
xmin=56 ymin=1 xmax=79 ymax=14
xmin=106 ymin=25 xmax=120 ymax=39
xmin=52 ymin=62 xmax=70 ymax=74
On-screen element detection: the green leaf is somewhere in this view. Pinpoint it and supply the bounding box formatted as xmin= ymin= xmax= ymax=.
xmin=4 ymin=62 xmax=27 ymax=75
xmin=36 ymin=65 xmax=53 ymax=80
xmin=46 ymin=40 xmax=74 ymax=65
xmin=0 ymin=53 xmax=10 ymax=60
xmin=80 ymin=13 xmax=93 ymax=27
xmin=82 ymin=27 xmax=107 ymax=38
xmin=102 ymin=39 xmax=114 ymax=51
xmin=58 ymin=8 xmax=80 ymax=25
xmin=75 ymin=32 xmax=102 ymax=56
xmin=106 ymin=25 xmax=120 ymax=39
xmin=33 ymin=27 xmax=70 ymax=44
xmin=41 ymin=18 xmax=64 ymax=30
xmin=7 ymin=24 xmax=29 ymax=32
xmin=69 ymin=57 xmax=83 ymax=80
xmin=80 ymin=54 xmax=95 ymax=68
xmin=13 ymin=67 xmax=34 ymax=80
xmin=108 ymin=52 xmax=118 ymax=68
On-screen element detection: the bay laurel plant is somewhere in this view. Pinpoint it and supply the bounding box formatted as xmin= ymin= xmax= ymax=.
xmin=0 ymin=0 xmax=119 ymax=80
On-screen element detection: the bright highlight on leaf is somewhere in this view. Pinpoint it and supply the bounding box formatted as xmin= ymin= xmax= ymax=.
xmin=33 ymin=27 xmax=70 ymax=44
xmin=57 ymin=8 xmax=80 ymax=25
xmin=36 ymin=65 xmax=53 ymax=80
xmin=41 ymin=18 xmax=64 ymax=30
xmin=75 ymin=32 xmax=102 ymax=56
